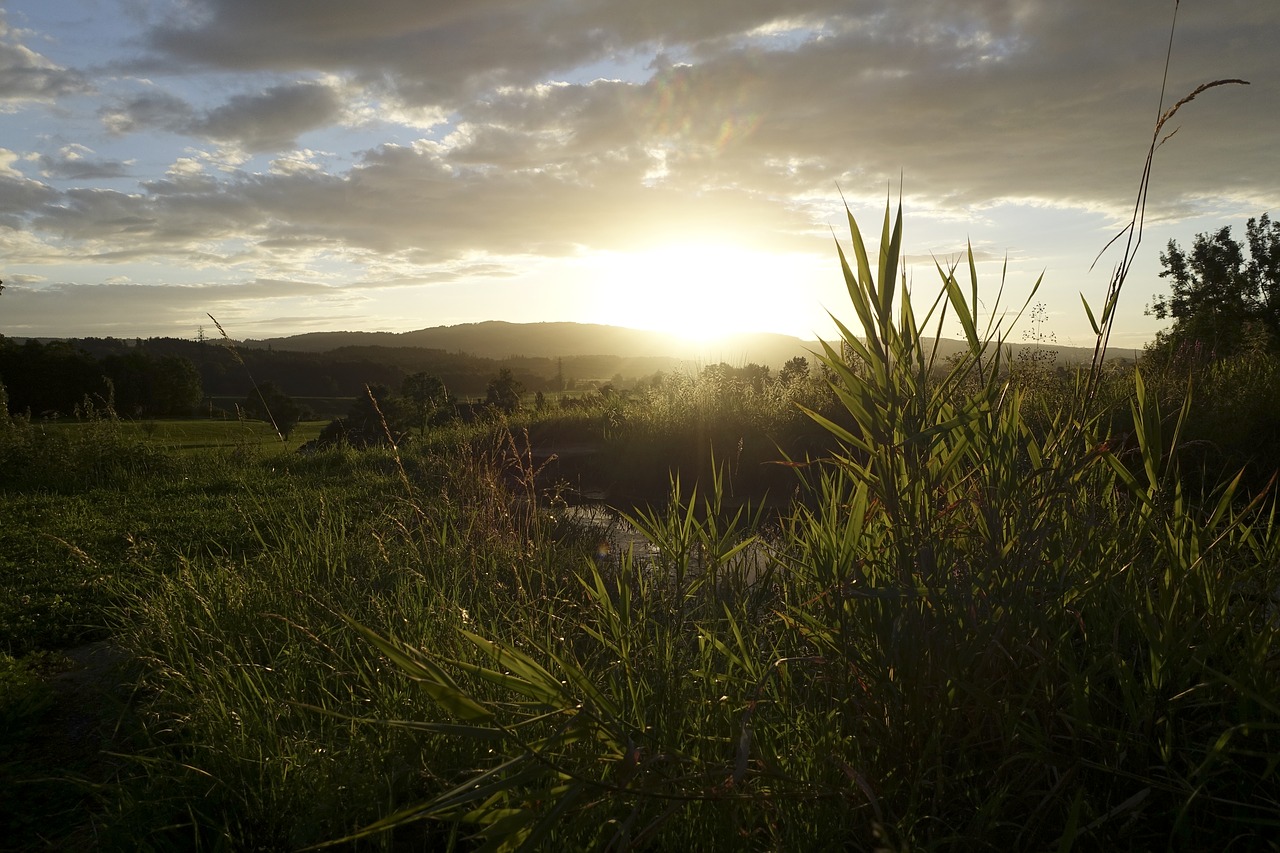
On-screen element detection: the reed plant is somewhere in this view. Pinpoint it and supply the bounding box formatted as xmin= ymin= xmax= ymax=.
xmin=330 ymin=201 xmax=1279 ymax=851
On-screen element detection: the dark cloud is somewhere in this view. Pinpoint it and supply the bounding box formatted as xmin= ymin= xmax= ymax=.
xmin=192 ymin=82 xmax=345 ymax=151
xmin=0 ymin=14 xmax=90 ymax=102
xmin=0 ymin=171 xmax=58 ymax=214
xmin=102 ymin=81 xmax=344 ymax=152
xmin=100 ymin=90 xmax=195 ymax=135
xmin=36 ymin=145 xmax=131 ymax=180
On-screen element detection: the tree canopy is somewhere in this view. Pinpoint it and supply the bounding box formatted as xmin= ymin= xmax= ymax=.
xmin=1149 ymin=213 xmax=1280 ymax=357
xmin=242 ymin=381 xmax=304 ymax=439
xmin=485 ymin=368 xmax=524 ymax=414
xmin=401 ymin=372 xmax=450 ymax=435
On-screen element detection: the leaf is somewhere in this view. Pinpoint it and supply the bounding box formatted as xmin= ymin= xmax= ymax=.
xmin=344 ymin=617 xmax=492 ymax=721
xmin=461 ymin=630 xmax=570 ymax=708
xmin=944 ymin=270 xmax=979 ymax=349
xmin=1081 ymin=294 xmax=1101 ymax=336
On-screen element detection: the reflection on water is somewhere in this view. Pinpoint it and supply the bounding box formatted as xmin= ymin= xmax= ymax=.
xmin=557 ymin=503 xmax=773 ymax=590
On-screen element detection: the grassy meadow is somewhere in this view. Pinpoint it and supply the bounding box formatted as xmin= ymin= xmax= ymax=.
xmin=30 ymin=416 xmax=328 ymax=454
xmin=3 ymin=205 xmax=1280 ymax=852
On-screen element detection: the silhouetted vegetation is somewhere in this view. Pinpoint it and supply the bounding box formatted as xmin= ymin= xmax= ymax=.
xmin=1148 ymin=212 xmax=1280 ymax=358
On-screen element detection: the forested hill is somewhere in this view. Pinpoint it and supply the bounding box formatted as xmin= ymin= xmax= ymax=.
xmin=0 ymin=333 xmax=701 ymax=418
xmin=2 ymin=320 xmax=1117 ymax=418
xmin=242 ymin=321 xmax=1117 ymax=366
xmin=242 ymin=321 xmax=818 ymax=364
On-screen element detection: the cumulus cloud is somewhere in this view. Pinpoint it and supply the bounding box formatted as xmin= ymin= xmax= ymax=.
xmin=100 ymin=90 xmax=195 ymax=135
xmin=102 ymin=81 xmax=345 ymax=152
xmin=130 ymin=1 xmax=1272 ymax=218
xmin=36 ymin=144 xmax=132 ymax=180
xmin=0 ymin=13 xmax=90 ymax=102
xmin=192 ymin=82 xmax=346 ymax=151
xmin=0 ymin=147 xmax=24 ymax=177
xmin=0 ymin=167 xmax=57 ymax=214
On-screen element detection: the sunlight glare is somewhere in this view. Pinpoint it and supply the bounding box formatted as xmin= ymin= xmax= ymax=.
xmin=598 ymin=243 xmax=815 ymax=341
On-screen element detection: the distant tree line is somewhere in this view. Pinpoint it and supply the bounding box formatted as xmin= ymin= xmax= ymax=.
xmin=0 ymin=337 xmax=603 ymax=419
xmin=0 ymin=338 xmax=202 ymax=418
xmin=0 ymin=332 xmax=818 ymax=425
xmin=4 ymin=335 xmax=667 ymax=407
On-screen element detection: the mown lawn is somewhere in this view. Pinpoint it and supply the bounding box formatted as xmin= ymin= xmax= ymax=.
xmin=32 ymin=416 xmax=327 ymax=454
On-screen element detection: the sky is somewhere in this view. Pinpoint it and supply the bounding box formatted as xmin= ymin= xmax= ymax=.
xmin=0 ymin=1 xmax=1277 ymax=349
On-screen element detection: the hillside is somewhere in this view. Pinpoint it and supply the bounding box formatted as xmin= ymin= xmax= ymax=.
xmin=241 ymin=321 xmax=1118 ymax=367
xmin=242 ymin=321 xmax=816 ymax=364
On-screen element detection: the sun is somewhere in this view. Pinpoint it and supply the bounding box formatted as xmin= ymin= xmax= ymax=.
xmin=599 ymin=242 xmax=809 ymax=341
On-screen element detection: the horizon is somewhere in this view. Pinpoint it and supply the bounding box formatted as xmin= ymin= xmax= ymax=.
xmin=1 ymin=2 xmax=1277 ymax=348
xmin=7 ymin=317 xmax=1140 ymax=367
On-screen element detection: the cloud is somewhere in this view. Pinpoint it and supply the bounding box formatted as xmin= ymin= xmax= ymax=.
xmin=36 ymin=144 xmax=132 ymax=180
xmin=193 ymin=81 xmax=346 ymax=151
xmin=100 ymin=90 xmax=194 ymax=135
xmin=0 ymin=147 xmax=24 ymax=177
xmin=0 ymin=12 xmax=90 ymax=103
xmin=0 ymin=168 xmax=57 ymax=214
xmin=3 ymin=277 xmax=338 ymax=337
xmin=96 ymin=1 xmax=1273 ymax=227
xmin=102 ymin=81 xmax=345 ymax=152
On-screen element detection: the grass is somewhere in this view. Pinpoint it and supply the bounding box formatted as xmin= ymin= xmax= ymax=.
xmin=31 ymin=416 xmax=326 ymax=454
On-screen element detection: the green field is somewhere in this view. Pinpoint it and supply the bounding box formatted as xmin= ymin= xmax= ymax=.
xmin=33 ymin=416 xmax=327 ymax=454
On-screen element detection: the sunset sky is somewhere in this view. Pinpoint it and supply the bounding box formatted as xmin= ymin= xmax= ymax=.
xmin=1 ymin=1 xmax=1277 ymax=348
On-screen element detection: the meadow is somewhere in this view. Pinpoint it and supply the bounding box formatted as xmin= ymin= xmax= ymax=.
xmin=2 ymin=200 xmax=1278 ymax=852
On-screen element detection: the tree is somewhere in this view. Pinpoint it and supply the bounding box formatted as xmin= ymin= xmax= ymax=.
xmin=1149 ymin=213 xmax=1280 ymax=356
xmin=485 ymin=368 xmax=524 ymax=414
xmin=101 ymin=350 xmax=202 ymax=417
xmin=779 ymin=355 xmax=810 ymax=386
xmin=315 ymin=384 xmax=404 ymax=448
xmin=5 ymin=339 xmax=103 ymax=416
xmin=401 ymin=372 xmax=449 ymax=436
xmin=152 ymin=355 xmax=203 ymax=416
xmin=347 ymin=383 xmax=401 ymax=441
xmin=242 ymin=381 xmax=303 ymax=439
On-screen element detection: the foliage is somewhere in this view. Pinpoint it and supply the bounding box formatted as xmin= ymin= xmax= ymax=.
xmin=1140 ymin=347 xmax=1280 ymax=494
xmin=0 ymin=338 xmax=203 ymax=418
xmin=778 ymin=354 xmax=811 ymax=386
xmin=0 ymin=399 xmax=173 ymax=496
xmin=242 ymin=380 xmax=305 ymax=439
xmin=486 ymin=367 xmax=525 ymax=414
xmin=402 ymin=371 xmax=452 ymax=435
xmin=316 ymin=383 xmax=407 ymax=448
xmin=1149 ymin=213 xmax=1280 ymax=357
xmin=103 ymin=350 xmax=204 ymax=417
xmin=0 ymin=651 xmax=59 ymax=745
xmin=0 ymin=338 xmax=104 ymax=417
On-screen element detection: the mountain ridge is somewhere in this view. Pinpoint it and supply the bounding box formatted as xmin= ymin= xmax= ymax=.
xmin=242 ymin=320 xmax=1128 ymax=367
